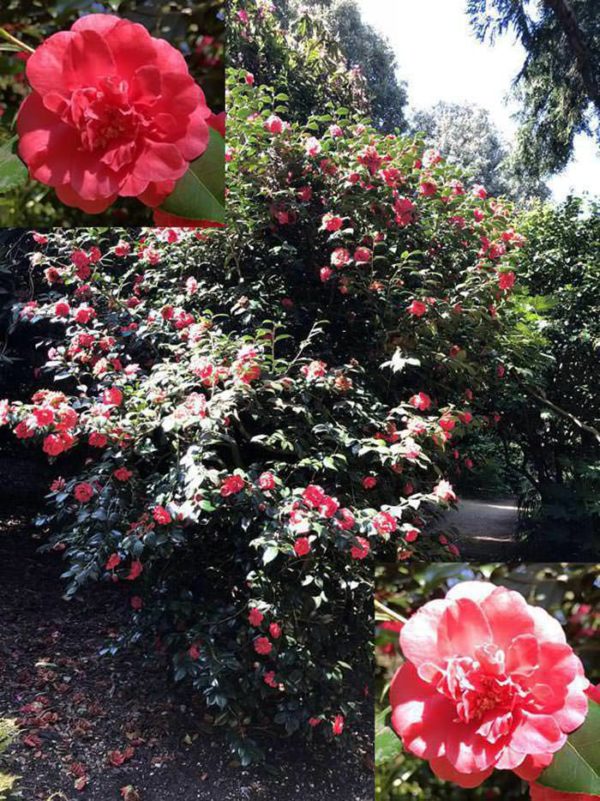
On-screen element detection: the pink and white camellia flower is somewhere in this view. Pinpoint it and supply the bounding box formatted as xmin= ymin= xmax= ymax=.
xmin=17 ymin=14 xmax=212 ymax=213
xmin=390 ymin=582 xmax=589 ymax=788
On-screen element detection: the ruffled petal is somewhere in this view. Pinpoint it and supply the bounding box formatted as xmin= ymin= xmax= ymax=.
xmin=400 ymin=598 xmax=450 ymax=667
xmin=428 ymin=756 xmax=493 ymax=788
xmin=55 ymin=183 xmax=117 ymax=214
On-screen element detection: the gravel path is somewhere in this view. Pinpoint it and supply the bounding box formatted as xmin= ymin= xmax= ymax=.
xmin=437 ymin=498 xmax=521 ymax=561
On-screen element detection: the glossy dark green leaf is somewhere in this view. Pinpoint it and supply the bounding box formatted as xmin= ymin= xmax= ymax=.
xmin=0 ymin=138 xmax=27 ymax=193
xmin=538 ymin=700 xmax=600 ymax=794
xmin=160 ymin=127 xmax=225 ymax=224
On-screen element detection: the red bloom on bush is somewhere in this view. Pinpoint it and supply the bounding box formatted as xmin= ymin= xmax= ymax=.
xmin=127 ymin=560 xmax=143 ymax=581
xmin=152 ymin=505 xmax=172 ymax=525
xmin=89 ymin=432 xmax=108 ymax=448
xmin=74 ymin=482 xmax=94 ymax=503
xmin=258 ymin=472 xmax=276 ymax=491
xmin=362 ymin=476 xmax=377 ymax=490
xmin=43 ymin=431 xmax=75 ymax=456
xmin=254 ymin=636 xmax=272 ymax=656
xmin=350 ymin=537 xmax=370 ymax=560
xmin=269 ymin=622 xmax=282 ymax=639
xmin=113 ymin=467 xmax=132 ymax=482
xmin=390 ymin=582 xmax=589 ymax=788
xmin=54 ymin=300 xmax=71 ymax=318
xmin=293 ymin=537 xmax=311 ymax=557
xmin=321 ymin=213 xmax=343 ymax=232
xmin=410 ymin=392 xmax=432 ymax=411
xmin=17 ymin=14 xmax=212 ymax=213
xmin=332 ymin=714 xmax=345 ymax=736
xmin=102 ymin=387 xmax=123 ymax=407
xmin=407 ymin=300 xmax=428 ymax=318
xmin=248 ymin=607 xmax=264 ymax=627
xmin=372 ymin=511 xmax=397 ymax=536
xmin=498 ymin=271 xmax=516 ymax=291
xmin=105 ymin=553 xmax=121 ymax=571
xmin=220 ymin=474 xmax=246 ymax=497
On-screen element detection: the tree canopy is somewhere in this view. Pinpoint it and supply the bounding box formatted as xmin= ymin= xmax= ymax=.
xmin=467 ymin=0 xmax=600 ymax=175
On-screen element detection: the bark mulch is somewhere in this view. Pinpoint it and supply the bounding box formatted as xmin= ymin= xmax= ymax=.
xmin=0 ymin=513 xmax=373 ymax=801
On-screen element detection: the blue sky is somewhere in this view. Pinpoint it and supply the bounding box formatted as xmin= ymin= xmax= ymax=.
xmin=356 ymin=0 xmax=600 ymax=201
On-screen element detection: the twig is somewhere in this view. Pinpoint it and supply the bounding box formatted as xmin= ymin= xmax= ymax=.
xmin=511 ymin=369 xmax=600 ymax=445
xmin=0 ymin=27 xmax=35 ymax=54
xmin=374 ymin=598 xmax=407 ymax=625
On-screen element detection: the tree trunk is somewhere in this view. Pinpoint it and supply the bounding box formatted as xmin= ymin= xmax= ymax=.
xmin=543 ymin=0 xmax=600 ymax=114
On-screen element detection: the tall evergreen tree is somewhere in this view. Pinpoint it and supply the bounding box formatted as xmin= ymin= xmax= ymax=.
xmin=275 ymin=0 xmax=408 ymax=131
xmin=467 ymin=0 xmax=600 ymax=175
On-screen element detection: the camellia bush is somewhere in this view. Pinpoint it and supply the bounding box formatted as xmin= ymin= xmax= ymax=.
xmin=1 ymin=50 xmax=527 ymax=760
xmin=0 ymin=0 xmax=224 ymax=227
xmin=376 ymin=564 xmax=600 ymax=800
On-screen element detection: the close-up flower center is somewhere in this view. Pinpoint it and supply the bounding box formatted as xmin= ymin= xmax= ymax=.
xmin=438 ymin=648 xmax=522 ymax=727
xmin=69 ymin=78 xmax=141 ymax=153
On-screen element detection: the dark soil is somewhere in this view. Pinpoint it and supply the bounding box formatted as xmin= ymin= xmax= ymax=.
xmin=0 ymin=513 xmax=373 ymax=801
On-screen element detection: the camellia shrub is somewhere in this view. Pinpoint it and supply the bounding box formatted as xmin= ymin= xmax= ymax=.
xmin=1 ymin=60 xmax=526 ymax=759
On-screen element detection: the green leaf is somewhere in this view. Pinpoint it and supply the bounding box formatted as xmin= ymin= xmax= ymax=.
xmin=375 ymin=708 xmax=403 ymax=764
xmin=160 ymin=127 xmax=225 ymax=224
xmin=262 ymin=546 xmax=279 ymax=565
xmin=0 ymin=138 xmax=27 ymax=193
xmin=538 ymin=700 xmax=600 ymax=794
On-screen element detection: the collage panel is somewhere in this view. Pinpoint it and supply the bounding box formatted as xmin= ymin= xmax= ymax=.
xmin=376 ymin=563 xmax=600 ymax=800
xmin=0 ymin=0 xmax=224 ymax=228
xmin=0 ymin=0 xmax=599 ymax=800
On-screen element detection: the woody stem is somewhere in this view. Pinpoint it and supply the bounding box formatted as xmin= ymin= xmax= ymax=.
xmin=0 ymin=27 xmax=35 ymax=54
xmin=374 ymin=598 xmax=408 ymax=624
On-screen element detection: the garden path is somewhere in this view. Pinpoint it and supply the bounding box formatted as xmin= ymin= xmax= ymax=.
xmin=441 ymin=498 xmax=521 ymax=561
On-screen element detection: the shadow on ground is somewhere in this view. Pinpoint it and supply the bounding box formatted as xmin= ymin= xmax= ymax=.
xmin=0 ymin=514 xmax=373 ymax=801
xmin=432 ymin=497 xmax=521 ymax=562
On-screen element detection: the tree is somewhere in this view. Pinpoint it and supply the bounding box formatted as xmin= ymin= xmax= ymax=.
xmin=467 ymin=0 xmax=600 ymax=175
xmin=286 ymin=0 xmax=409 ymax=132
xmin=411 ymin=101 xmax=549 ymax=201
xmin=233 ymin=0 xmax=408 ymax=131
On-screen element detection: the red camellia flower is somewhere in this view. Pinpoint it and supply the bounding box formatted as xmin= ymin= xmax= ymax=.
xmin=293 ymin=537 xmax=311 ymax=557
xmin=113 ymin=467 xmax=132 ymax=482
xmin=390 ymin=581 xmax=589 ymax=788
xmin=126 ymin=560 xmax=143 ymax=580
xmin=408 ymin=300 xmax=428 ymax=318
xmin=410 ymin=392 xmax=432 ymax=411
xmin=152 ymin=505 xmax=171 ymax=525
xmin=248 ymin=607 xmax=264 ymax=627
xmin=254 ymin=636 xmax=272 ymax=656
xmin=101 ymin=387 xmax=123 ymax=407
xmin=529 ymin=785 xmax=598 ymax=801
xmin=350 ymin=537 xmax=370 ymax=560
xmin=74 ymin=482 xmax=94 ymax=503
xmin=17 ymin=14 xmax=212 ymax=213
xmin=258 ymin=471 xmax=276 ymax=491
xmin=220 ymin=474 xmax=246 ymax=497
xmin=332 ymin=714 xmax=345 ymax=736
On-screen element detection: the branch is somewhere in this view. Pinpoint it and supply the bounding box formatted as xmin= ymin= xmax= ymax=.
xmin=511 ymin=369 xmax=600 ymax=446
xmin=543 ymin=0 xmax=600 ymax=114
